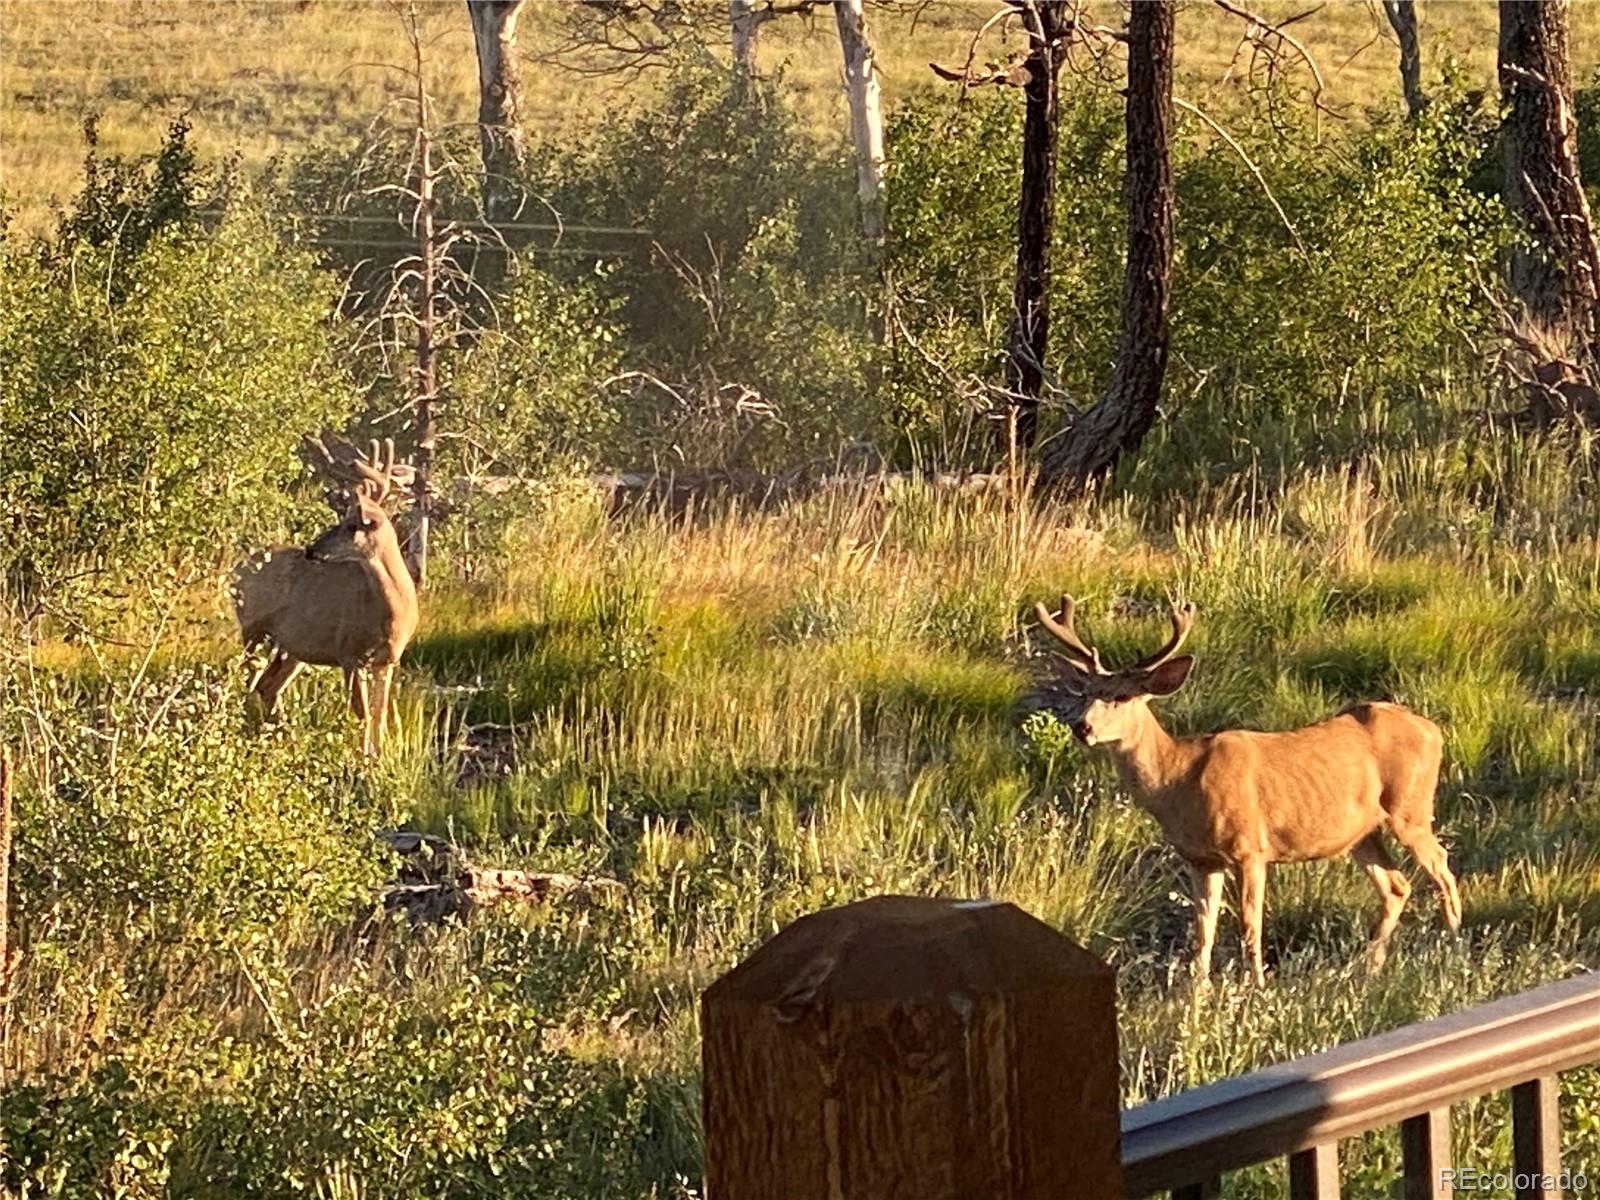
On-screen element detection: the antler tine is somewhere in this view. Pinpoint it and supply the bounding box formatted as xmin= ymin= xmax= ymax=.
xmin=1033 ymin=594 xmax=1106 ymax=674
xmin=1130 ymin=600 xmax=1196 ymax=672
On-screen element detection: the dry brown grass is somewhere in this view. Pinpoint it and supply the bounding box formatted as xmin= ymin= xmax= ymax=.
xmin=2 ymin=0 xmax=1599 ymax=234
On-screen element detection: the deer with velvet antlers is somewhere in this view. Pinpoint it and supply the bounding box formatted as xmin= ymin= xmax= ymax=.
xmin=1035 ymin=596 xmax=1462 ymax=984
xmin=232 ymin=435 xmax=419 ymax=755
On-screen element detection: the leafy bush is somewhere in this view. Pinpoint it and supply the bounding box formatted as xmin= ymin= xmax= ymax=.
xmin=9 ymin=665 xmax=386 ymax=949
xmin=0 ymin=151 xmax=356 ymax=607
xmin=885 ymin=80 xmax=1505 ymax=477
xmin=1151 ymin=88 xmax=1504 ymax=482
xmin=521 ymin=66 xmax=879 ymax=467
xmin=445 ymin=260 xmax=624 ymax=480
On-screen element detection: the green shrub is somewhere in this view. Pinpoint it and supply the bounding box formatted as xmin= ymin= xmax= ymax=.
xmin=520 ymin=66 xmax=878 ymax=467
xmin=0 ymin=204 xmax=355 ymax=608
xmin=445 ymin=261 xmax=624 ymax=481
xmin=885 ymin=80 xmax=1504 ymax=478
xmin=10 ymin=665 xmax=386 ymax=948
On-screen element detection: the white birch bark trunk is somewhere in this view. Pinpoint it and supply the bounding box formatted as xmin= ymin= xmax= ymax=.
xmin=833 ymin=0 xmax=886 ymax=255
xmin=731 ymin=0 xmax=761 ymax=77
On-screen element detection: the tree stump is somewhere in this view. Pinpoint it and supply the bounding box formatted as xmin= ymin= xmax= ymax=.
xmin=701 ymin=895 xmax=1122 ymax=1200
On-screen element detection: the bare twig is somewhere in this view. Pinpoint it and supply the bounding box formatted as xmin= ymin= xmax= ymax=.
xmin=1174 ymin=96 xmax=1307 ymax=258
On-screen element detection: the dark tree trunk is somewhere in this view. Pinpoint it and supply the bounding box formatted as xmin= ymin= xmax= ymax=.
xmin=467 ymin=0 xmax=526 ymax=227
xmin=1498 ymin=0 xmax=1600 ymax=350
xmin=1004 ymin=0 xmax=1069 ymax=452
xmin=1038 ymin=0 xmax=1174 ymax=491
xmin=1382 ymin=0 xmax=1427 ymax=118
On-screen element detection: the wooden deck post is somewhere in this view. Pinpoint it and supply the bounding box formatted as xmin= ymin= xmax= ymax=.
xmin=701 ymin=895 xmax=1122 ymax=1200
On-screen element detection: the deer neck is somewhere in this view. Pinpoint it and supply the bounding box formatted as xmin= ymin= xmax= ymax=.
xmin=1102 ymin=707 xmax=1195 ymax=812
xmin=366 ymin=538 xmax=417 ymax=613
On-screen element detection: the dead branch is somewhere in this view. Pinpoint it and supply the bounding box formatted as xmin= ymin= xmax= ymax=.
xmin=1174 ymin=96 xmax=1306 ymax=258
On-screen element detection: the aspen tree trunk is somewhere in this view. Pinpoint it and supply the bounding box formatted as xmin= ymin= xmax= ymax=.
xmin=411 ymin=64 xmax=439 ymax=586
xmin=1004 ymin=0 xmax=1069 ymax=452
xmin=731 ymin=0 xmax=761 ymax=78
xmin=1037 ymin=0 xmax=1174 ymax=491
xmin=1498 ymin=0 xmax=1600 ymax=351
xmin=833 ymin=0 xmax=886 ymax=258
xmin=466 ymin=0 xmax=526 ymax=226
xmin=1382 ymin=0 xmax=1426 ymax=118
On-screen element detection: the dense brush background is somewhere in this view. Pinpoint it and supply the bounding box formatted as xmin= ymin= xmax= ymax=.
xmin=3 ymin=2 xmax=1600 ymax=1196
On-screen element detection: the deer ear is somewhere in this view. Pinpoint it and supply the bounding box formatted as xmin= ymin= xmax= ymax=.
xmin=1142 ymin=655 xmax=1194 ymax=697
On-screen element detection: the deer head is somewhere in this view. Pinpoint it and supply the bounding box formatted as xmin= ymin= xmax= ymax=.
xmin=1033 ymin=595 xmax=1195 ymax=746
xmin=298 ymin=429 xmax=417 ymax=514
xmin=303 ymin=436 xmax=411 ymax=569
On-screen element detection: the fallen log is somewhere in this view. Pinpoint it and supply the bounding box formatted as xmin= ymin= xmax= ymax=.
xmin=464 ymin=468 xmax=1014 ymax=515
xmin=377 ymin=830 xmax=625 ymax=924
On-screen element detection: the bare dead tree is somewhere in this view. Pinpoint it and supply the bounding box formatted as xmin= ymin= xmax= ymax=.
xmin=1499 ymin=0 xmax=1600 ymax=359
xmin=331 ymin=3 xmax=516 ymax=585
xmin=1381 ymin=0 xmax=1427 ymax=118
xmin=411 ymin=35 xmax=441 ymax=584
xmin=1037 ymin=0 xmax=1174 ymax=491
xmin=1213 ymin=0 xmax=1343 ymax=135
xmin=466 ymin=0 xmax=528 ymax=226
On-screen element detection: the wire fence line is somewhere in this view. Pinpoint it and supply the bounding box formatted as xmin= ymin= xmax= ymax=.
xmin=193 ymin=208 xmax=652 ymax=237
xmin=297 ymin=238 xmax=633 ymax=256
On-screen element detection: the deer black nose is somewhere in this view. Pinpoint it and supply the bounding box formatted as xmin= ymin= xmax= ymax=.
xmin=1071 ymin=719 xmax=1092 ymax=742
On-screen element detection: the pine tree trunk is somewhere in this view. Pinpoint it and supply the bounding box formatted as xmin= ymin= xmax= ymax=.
xmin=1382 ymin=0 xmax=1427 ymax=118
xmin=1499 ymin=0 xmax=1600 ymax=349
xmin=466 ymin=0 xmax=526 ymax=227
xmin=833 ymin=0 xmax=886 ymax=260
xmin=1004 ymin=0 xmax=1068 ymax=452
xmin=1037 ymin=0 xmax=1174 ymax=492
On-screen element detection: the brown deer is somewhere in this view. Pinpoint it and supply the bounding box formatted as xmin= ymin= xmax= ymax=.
xmin=1034 ymin=596 xmax=1462 ymax=984
xmin=233 ymin=437 xmax=419 ymax=755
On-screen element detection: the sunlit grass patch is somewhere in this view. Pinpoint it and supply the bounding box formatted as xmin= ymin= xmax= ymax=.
xmin=9 ymin=468 xmax=1600 ymax=1196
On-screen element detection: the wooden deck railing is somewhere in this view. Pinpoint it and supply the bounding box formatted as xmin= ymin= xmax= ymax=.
xmin=698 ymin=897 xmax=1600 ymax=1200
xmin=1121 ymin=971 xmax=1600 ymax=1199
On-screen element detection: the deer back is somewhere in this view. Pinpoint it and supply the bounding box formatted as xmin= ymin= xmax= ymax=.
xmin=233 ymin=499 xmax=418 ymax=668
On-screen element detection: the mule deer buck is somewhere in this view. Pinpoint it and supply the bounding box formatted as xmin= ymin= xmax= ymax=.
xmin=232 ymin=435 xmax=419 ymax=755
xmin=1034 ymin=596 xmax=1461 ymax=985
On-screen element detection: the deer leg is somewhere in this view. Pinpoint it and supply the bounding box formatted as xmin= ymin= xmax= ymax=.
xmin=367 ymin=665 xmax=393 ymax=756
xmin=343 ymin=666 xmax=369 ymax=721
xmin=1351 ymin=832 xmax=1412 ymax=971
xmin=1191 ymin=866 xmax=1226 ymax=982
xmin=344 ymin=667 xmax=375 ymax=755
xmin=1390 ymin=820 xmax=1462 ymax=933
xmin=1236 ymin=858 xmax=1268 ymax=987
xmin=251 ymin=652 xmax=304 ymax=718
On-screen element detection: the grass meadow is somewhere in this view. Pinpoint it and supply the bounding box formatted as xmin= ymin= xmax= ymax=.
xmin=8 ymin=422 xmax=1600 ymax=1195
xmin=5 ymin=0 xmax=1600 ymax=1193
